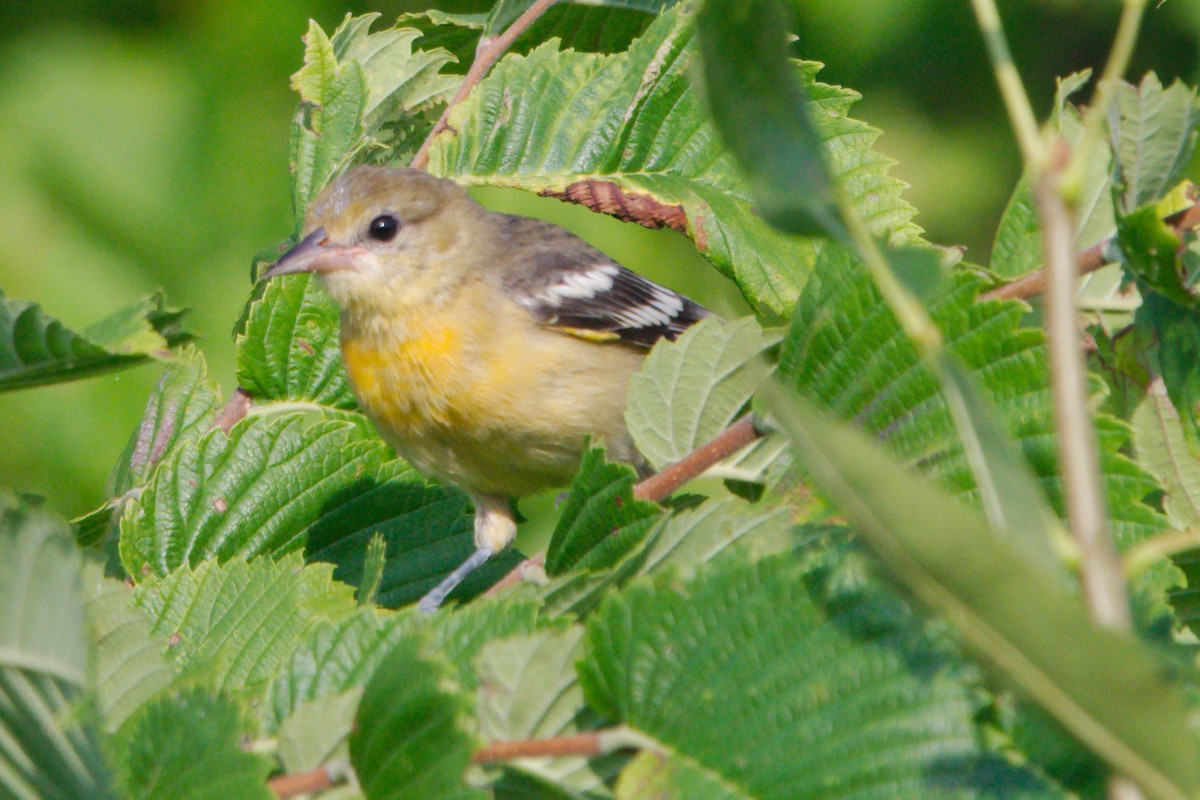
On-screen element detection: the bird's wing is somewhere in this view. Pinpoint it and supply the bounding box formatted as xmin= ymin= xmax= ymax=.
xmin=497 ymin=216 xmax=710 ymax=348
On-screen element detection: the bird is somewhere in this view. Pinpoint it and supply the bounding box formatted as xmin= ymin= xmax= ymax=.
xmin=263 ymin=166 xmax=709 ymax=611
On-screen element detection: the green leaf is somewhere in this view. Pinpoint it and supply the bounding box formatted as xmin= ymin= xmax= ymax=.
xmin=1109 ymin=74 xmax=1200 ymax=212
xmin=697 ymin=0 xmax=843 ymax=239
xmin=357 ymin=531 xmax=387 ymax=606
xmin=0 ymin=495 xmax=115 ymax=800
xmin=114 ymin=689 xmax=272 ymax=800
xmin=331 ymin=13 xmax=459 ymax=133
xmin=545 ymin=444 xmax=664 ymax=576
xmin=110 ymin=345 xmax=222 ymax=495
xmin=0 ymin=289 xmax=190 ymax=393
xmin=626 ymin=317 xmax=774 ymax=472
xmin=289 ymin=15 xmax=462 ymax=223
xmin=762 ymin=385 xmax=1200 ymax=800
xmin=83 ymin=565 xmax=174 ymax=732
xmin=277 ymin=689 xmax=362 ymax=774
xmin=1136 ymin=292 xmax=1200 ymax=443
xmin=478 ymin=628 xmax=620 ymax=797
xmin=290 ymin=20 xmax=367 ymax=225
xmin=1119 ymin=206 xmax=1192 ymax=306
xmin=350 ymin=637 xmax=485 ymax=800
xmin=130 ymin=554 xmax=357 ymax=694
xmin=1130 ymin=377 xmax=1200 ymax=626
xmin=235 ymin=274 xmax=357 ymax=409
xmin=778 ymin=249 xmax=1165 ymax=558
xmin=581 ymin=554 xmax=1047 ymax=800
xmin=118 ymin=411 xmax=516 ymax=607
xmin=991 ymin=74 xmax=1117 ymax=279
xmin=540 ymin=496 xmax=796 ymax=618
xmin=268 ymin=599 xmax=544 ymax=730
xmin=427 ymin=6 xmax=919 ymax=315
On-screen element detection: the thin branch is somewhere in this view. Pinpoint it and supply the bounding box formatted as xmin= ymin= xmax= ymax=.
xmin=268 ymin=764 xmax=343 ymax=798
xmin=483 ymin=552 xmax=546 ymax=597
xmin=410 ymin=0 xmax=560 ymax=170
xmin=1038 ymin=140 xmax=1132 ymax=631
xmin=967 ymin=0 xmax=1046 ymax=167
xmin=980 ymin=201 xmax=1200 ymax=303
xmin=633 ymin=415 xmax=763 ymax=502
xmin=214 ymin=387 xmax=253 ymax=434
xmin=1124 ymin=528 xmax=1200 ymax=579
xmin=472 ymin=727 xmax=647 ymax=764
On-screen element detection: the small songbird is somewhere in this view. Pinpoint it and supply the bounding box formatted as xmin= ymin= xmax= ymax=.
xmin=264 ymin=166 xmax=709 ymax=611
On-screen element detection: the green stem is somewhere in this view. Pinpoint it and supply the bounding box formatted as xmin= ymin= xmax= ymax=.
xmin=840 ymin=205 xmax=943 ymax=356
xmin=1061 ymin=0 xmax=1149 ymax=200
xmin=967 ymin=0 xmax=1046 ymax=167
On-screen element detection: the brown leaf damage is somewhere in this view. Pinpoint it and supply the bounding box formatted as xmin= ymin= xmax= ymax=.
xmin=540 ymin=180 xmax=689 ymax=235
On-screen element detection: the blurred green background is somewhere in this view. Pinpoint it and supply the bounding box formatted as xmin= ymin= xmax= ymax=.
xmin=0 ymin=0 xmax=1197 ymax=518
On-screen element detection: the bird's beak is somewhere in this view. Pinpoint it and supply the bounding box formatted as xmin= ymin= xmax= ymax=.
xmin=261 ymin=228 xmax=366 ymax=279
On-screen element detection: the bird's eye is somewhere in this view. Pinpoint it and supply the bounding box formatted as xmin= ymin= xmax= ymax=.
xmin=368 ymin=214 xmax=400 ymax=242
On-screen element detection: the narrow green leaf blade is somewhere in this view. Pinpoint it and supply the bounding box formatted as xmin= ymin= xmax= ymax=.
xmin=696 ymin=0 xmax=844 ymax=239
xmin=762 ymin=385 xmax=1200 ymax=800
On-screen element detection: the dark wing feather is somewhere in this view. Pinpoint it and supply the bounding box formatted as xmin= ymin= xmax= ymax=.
xmin=496 ymin=215 xmax=710 ymax=348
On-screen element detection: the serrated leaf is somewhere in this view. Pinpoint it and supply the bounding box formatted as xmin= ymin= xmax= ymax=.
xmin=0 ymin=289 xmax=190 ymax=393
xmin=427 ymin=6 xmax=919 ymax=315
xmin=478 ymin=627 xmax=620 ymax=798
xmin=0 ymin=495 xmax=115 ymax=800
xmin=111 ymin=345 xmax=221 ymax=495
xmin=82 ymin=565 xmax=174 ymax=732
xmin=763 ymin=386 xmax=1200 ymax=800
xmin=268 ymin=599 xmax=544 ymax=730
xmin=1136 ymin=292 xmax=1200 ymax=444
xmin=331 ymin=14 xmax=459 ymax=131
xmin=277 ymin=688 xmax=362 ymax=774
xmin=626 ymin=317 xmax=774 ymax=472
xmin=289 ymin=15 xmax=463 ymax=222
xmin=290 ymin=20 xmax=368 ymax=226
xmin=115 ymin=689 xmax=272 ymax=800
xmin=1109 ymin=74 xmax=1200 ymax=212
xmin=545 ymin=444 xmax=663 ymax=576
xmin=118 ymin=411 xmax=516 ymax=607
xmin=351 ymin=637 xmax=485 ymax=800
xmin=130 ymin=554 xmax=356 ymax=694
xmin=778 ymin=248 xmax=1166 ymax=559
xmin=1119 ymin=206 xmax=1192 ymax=306
xmin=697 ymin=0 xmax=844 ymax=239
xmin=581 ymin=555 xmax=1048 ymax=800
xmin=1130 ymin=377 xmax=1200 ymax=626
xmin=236 ymin=274 xmax=356 ymax=409
xmin=540 ymin=495 xmax=795 ymax=618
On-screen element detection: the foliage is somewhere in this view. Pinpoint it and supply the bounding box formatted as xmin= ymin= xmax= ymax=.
xmin=2 ymin=1 xmax=1200 ymax=799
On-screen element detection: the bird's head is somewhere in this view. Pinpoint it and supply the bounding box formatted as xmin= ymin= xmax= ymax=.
xmin=263 ymin=166 xmax=482 ymax=312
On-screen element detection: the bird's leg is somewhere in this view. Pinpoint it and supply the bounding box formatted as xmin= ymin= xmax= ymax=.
xmin=417 ymin=492 xmax=516 ymax=614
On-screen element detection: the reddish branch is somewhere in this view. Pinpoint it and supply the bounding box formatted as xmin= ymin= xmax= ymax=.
xmin=411 ymin=0 xmax=561 ymax=171
xmin=269 ymin=765 xmax=339 ymax=798
xmin=634 ymin=415 xmax=762 ymax=502
xmin=214 ymin=387 xmax=252 ymax=433
xmin=539 ymin=180 xmax=690 ymax=234
xmin=472 ymin=731 xmax=610 ymax=763
xmin=982 ymin=201 xmax=1200 ymax=302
